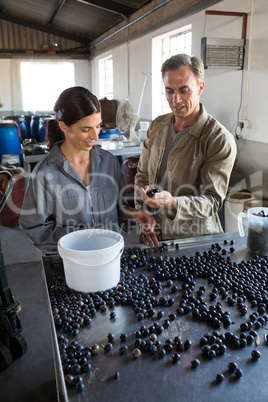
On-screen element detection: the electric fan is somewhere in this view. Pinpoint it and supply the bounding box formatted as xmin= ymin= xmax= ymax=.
xmin=116 ymin=99 xmax=140 ymax=146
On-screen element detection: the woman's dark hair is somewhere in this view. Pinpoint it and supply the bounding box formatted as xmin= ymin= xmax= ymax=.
xmin=47 ymin=86 xmax=101 ymax=150
xmin=161 ymin=53 xmax=204 ymax=85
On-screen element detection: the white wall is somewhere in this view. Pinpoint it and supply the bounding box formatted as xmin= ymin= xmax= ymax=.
xmin=0 ymin=0 xmax=266 ymax=197
xmin=92 ymin=0 xmax=268 ymax=146
xmin=244 ymin=0 xmax=268 ymax=143
xmin=74 ymin=60 xmax=91 ymax=89
xmin=0 ymin=59 xmax=13 ymax=112
xmin=0 ymin=0 xmax=267 ymax=147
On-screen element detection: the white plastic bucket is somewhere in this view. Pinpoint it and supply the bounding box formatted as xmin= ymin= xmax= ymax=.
xmin=1 ymin=154 xmax=20 ymax=164
xmin=62 ymin=252 xmax=122 ymax=293
xmin=243 ymin=200 xmax=268 ymax=212
xmin=58 ymin=228 xmax=124 ymax=266
xmin=224 ymin=192 xmax=255 ymax=232
xmin=58 ymin=229 xmax=124 ymax=292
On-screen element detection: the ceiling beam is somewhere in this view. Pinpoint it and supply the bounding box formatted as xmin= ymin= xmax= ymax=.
xmin=89 ymin=0 xmax=223 ymax=56
xmin=49 ymin=0 xmax=67 ymax=25
xmin=0 ymin=9 xmax=91 ymax=45
xmin=0 ymin=48 xmax=89 ymax=60
xmin=74 ymin=0 xmax=135 ymax=18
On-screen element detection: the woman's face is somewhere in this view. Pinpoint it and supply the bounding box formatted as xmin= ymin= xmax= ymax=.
xmin=60 ymin=112 xmax=102 ymax=152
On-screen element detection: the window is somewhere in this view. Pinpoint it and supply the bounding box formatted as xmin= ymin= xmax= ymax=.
xmin=99 ymin=55 xmax=113 ymax=99
xmin=152 ymin=25 xmax=192 ymax=118
xmin=20 ymin=61 xmax=75 ymax=111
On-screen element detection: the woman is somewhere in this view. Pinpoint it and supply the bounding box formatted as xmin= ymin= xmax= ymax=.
xmin=19 ymin=86 xmax=156 ymax=253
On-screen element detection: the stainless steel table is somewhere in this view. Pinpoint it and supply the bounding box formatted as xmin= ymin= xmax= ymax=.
xmin=95 ymin=139 xmax=143 ymax=157
xmin=42 ymin=232 xmax=268 ymax=402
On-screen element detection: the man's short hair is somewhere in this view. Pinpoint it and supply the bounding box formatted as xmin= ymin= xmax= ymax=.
xmin=161 ymin=53 xmax=204 ymax=85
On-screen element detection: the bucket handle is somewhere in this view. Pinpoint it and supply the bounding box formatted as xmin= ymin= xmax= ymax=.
xmin=63 ymin=250 xmax=123 ymax=271
xmin=238 ymin=211 xmax=247 ymax=237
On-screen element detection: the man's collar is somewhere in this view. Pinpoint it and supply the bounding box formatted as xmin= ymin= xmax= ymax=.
xmin=187 ymin=103 xmax=208 ymax=138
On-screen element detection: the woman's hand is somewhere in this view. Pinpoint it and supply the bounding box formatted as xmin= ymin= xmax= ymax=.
xmin=135 ymin=209 xmax=161 ymax=248
xmin=121 ymin=207 xmax=160 ymax=248
xmin=139 ymin=227 xmax=161 ymax=248
xmin=134 ymin=209 xmax=156 ymax=233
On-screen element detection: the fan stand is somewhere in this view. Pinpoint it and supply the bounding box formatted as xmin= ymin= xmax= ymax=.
xmin=129 ymin=121 xmax=140 ymax=146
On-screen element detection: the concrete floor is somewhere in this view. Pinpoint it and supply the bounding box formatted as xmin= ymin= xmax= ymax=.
xmin=0 ymin=223 xmax=140 ymax=401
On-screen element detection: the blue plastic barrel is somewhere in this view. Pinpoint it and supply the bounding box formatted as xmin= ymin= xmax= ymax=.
xmin=4 ymin=116 xmax=28 ymax=141
xmin=23 ymin=115 xmax=32 ymax=139
xmin=0 ymin=121 xmax=22 ymax=163
xmin=38 ymin=117 xmax=49 ymax=143
xmin=99 ymin=128 xmax=120 ymax=139
xmin=30 ymin=115 xmax=42 ymax=141
xmin=17 ymin=117 xmax=28 ymax=141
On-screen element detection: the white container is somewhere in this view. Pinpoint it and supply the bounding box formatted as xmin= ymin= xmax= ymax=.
xmin=224 ymin=192 xmax=255 ymax=232
xmin=58 ymin=229 xmax=124 ymax=292
xmin=1 ymin=154 xmax=20 ymax=164
xmin=238 ymin=207 xmax=268 ymax=256
xmin=58 ymin=228 xmax=124 ymax=266
xmin=62 ymin=253 xmax=122 ymax=293
xmin=138 ymin=129 xmax=147 ymax=141
xmin=139 ymin=121 xmax=150 ymax=131
xmin=243 ymin=200 xmax=268 ymax=212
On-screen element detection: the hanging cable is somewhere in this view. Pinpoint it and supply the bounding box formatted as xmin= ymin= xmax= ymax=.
xmin=244 ymin=0 xmax=255 ymax=118
xmin=234 ymin=68 xmax=245 ymax=139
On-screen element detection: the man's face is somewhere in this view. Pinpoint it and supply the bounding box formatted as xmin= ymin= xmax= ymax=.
xmin=163 ymin=66 xmax=205 ymax=119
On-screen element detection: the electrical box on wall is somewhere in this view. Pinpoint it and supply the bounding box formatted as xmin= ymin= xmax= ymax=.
xmin=201 ymin=37 xmax=245 ymax=69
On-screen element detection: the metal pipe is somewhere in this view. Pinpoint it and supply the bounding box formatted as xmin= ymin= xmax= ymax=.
xmin=89 ymin=0 xmax=173 ymax=53
xmin=137 ymin=73 xmax=148 ymax=116
xmin=75 ymin=0 xmax=128 ymax=20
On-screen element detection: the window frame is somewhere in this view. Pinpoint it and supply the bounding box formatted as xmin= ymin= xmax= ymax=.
xmin=19 ymin=60 xmax=75 ymax=112
xmin=98 ymin=55 xmax=114 ymax=100
xmin=152 ymin=25 xmax=192 ymax=118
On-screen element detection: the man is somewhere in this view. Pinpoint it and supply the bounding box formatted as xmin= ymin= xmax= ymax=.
xmin=134 ymin=53 xmax=237 ymax=247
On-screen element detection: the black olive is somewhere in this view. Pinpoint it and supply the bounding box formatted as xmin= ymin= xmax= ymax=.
xmin=146 ymin=188 xmax=160 ymax=198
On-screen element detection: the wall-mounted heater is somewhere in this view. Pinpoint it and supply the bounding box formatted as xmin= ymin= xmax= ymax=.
xmin=201 ymin=37 xmax=245 ymax=70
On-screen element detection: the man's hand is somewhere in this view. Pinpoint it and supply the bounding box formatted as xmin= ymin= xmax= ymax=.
xmin=140 ymin=186 xmax=178 ymax=215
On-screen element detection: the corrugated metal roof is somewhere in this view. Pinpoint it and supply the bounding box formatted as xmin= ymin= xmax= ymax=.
xmin=0 ymin=0 xmax=222 ymax=57
xmin=0 ymin=19 xmax=81 ymax=54
xmin=0 ymin=0 xmax=152 ymax=56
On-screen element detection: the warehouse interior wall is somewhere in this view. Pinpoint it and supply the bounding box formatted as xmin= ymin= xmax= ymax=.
xmin=91 ymin=0 xmax=268 ymax=199
xmin=0 ymin=0 xmax=267 ymax=198
xmin=91 ymin=0 xmax=249 ymax=137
